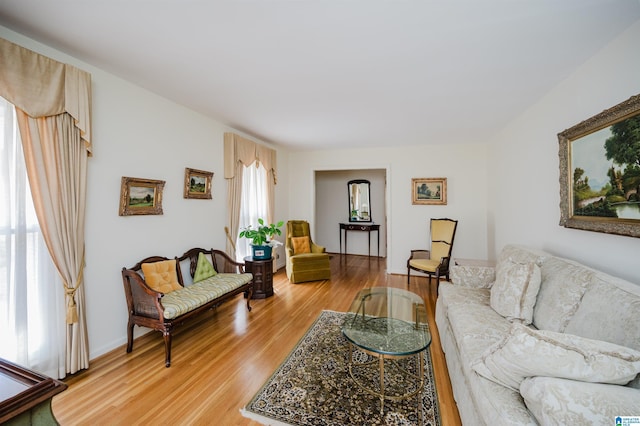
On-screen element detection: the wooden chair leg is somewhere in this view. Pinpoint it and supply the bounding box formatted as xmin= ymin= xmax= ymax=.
xmin=126 ymin=319 xmax=134 ymax=353
xmin=245 ymin=287 xmax=253 ymax=312
xmin=163 ymin=330 xmax=172 ymax=368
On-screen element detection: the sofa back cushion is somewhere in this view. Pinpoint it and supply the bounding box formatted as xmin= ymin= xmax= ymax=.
xmin=194 ymin=252 xmax=217 ymax=283
xmin=564 ymin=275 xmax=640 ymax=351
xmin=141 ymin=259 xmax=182 ymax=294
xmin=533 ymin=257 xmax=593 ymax=332
xmin=291 ymin=236 xmax=311 ymax=254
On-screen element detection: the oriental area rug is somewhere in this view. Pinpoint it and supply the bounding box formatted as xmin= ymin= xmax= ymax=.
xmin=241 ymin=310 xmax=441 ymax=426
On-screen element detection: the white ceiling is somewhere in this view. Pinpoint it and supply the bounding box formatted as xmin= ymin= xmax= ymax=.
xmin=1 ymin=1 xmax=639 ymax=151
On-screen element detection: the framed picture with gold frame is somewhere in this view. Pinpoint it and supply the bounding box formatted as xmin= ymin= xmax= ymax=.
xmin=412 ymin=177 xmax=447 ymax=205
xmin=183 ymin=167 xmax=213 ymax=199
xmin=119 ymin=177 xmax=165 ymax=216
xmin=558 ymin=94 xmax=640 ymax=238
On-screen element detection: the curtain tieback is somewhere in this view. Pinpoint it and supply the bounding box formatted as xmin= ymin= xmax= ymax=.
xmin=64 ymin=258 xmax=85 ymax=324
xmin=65 ymin=286 xmax=78 ymax=324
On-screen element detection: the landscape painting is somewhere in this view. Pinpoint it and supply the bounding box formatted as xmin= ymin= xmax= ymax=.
xmin=129 ymin=185 xmax=156 ymax=208
xmin=119 ymin=176 xmax=165 ymax=216
xmin=412 ymin=177 xmax=447 ymax=205
xmin=559 ymin=94 xmax=640 ymax=238
xmin=184 ymin=168 xmax=213 ymax=199
xmin=571 ymin=122 xmax=640 ymax=219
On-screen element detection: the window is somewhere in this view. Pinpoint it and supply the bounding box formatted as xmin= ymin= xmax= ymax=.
xmin=236 ymin=162 xmax=268 ymax=261
xmin=0 ymin=96 xmax=64 ymax=377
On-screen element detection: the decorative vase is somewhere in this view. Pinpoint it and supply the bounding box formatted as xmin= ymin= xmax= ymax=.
xmin=252 ymin=244 xmax=272 ymax=260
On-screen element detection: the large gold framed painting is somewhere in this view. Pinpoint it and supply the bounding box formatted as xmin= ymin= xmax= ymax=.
xmin=558 ymin=94 xmax=640 ymax=238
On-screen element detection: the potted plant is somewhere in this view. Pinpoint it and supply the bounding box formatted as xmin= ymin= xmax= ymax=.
xmin=239 ymin=218 xmax=284 ymax=260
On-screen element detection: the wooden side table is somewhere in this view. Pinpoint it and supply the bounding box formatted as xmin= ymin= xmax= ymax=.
xmin=243 ymin=256 xmax=273 ymax=299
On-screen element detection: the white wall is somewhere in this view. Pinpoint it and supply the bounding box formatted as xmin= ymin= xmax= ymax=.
xmin=287 ymin=144 xmax=489 ymax=275
xmin=0 ymin=27 xmax=290 ymax=359
xmin=6 ymin=17 xmax=637 ymax=365
xmin=488 ymin=20 xmax=640 ymax=285
xmin=315 ymin=169 xmax=387 ymax=256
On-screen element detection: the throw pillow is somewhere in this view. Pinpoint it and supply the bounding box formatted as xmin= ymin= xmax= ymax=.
xmin=193 ymin=252 xmax=217 ymax=283
xmin=291 ymin=236 xmax=311 ymax=254
xmin=471 ymin=322 xmax=640 ymax=391
xmin=141 ymin=259 xmax=182 ymax=294
xmin=532 ymin=257 xmax=593 ymax=333
xmin=490 ymin=259 xmax=541 ymax=324
xmin=520 ymin=376 xmax=640 ymax=426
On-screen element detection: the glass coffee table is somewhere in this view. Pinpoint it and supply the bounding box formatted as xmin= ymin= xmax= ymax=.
xmin=342 ymin=287 xmax=431 ymax=413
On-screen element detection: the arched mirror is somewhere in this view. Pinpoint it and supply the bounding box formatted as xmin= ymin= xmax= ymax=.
xmin=348 ymin=179 xmax=372 ymax=222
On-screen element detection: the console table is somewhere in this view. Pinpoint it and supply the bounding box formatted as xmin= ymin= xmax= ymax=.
xmin=339 ymin=223 xmax=380 ymax=257
xmin=243 ymin=256 xmax=273 ymax=299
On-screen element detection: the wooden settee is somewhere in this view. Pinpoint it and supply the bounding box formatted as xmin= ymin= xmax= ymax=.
xmin=121 ymin=248 xmax=254 ymax=367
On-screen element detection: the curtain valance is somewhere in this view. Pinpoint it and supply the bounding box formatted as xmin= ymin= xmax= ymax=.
xmin=224 ymin=132 xmax=277 ymax=184
xmin=0 ymin=37 xmax=92 ymax=153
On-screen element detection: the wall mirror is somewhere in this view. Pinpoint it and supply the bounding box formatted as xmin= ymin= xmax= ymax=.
xmin=348 ymin=179 xmax=372 ymax=222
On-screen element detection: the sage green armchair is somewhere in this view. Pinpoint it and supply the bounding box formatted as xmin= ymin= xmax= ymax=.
xmin=285 ymin=220 xmax=331 ymax=284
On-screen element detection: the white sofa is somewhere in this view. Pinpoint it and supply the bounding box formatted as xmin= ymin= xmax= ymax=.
xmin=435 ymin=245 xmax=640 ymax=425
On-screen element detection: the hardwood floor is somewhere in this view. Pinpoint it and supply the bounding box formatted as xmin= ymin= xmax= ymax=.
xmin=52 ymin=254 xmax=461 ymax=425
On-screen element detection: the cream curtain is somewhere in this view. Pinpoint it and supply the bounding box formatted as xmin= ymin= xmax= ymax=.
xmin=1 ymin=37 xmax=91 ymax=374
xmin=224 ymin=133 xmax=277 ymax=259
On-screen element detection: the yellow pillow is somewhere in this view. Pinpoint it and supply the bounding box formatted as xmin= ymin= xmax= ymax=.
xmin=291 ymin=236 xmax=311 ymax=254
xmin=141 ymin=259 xmax=182 ymax=293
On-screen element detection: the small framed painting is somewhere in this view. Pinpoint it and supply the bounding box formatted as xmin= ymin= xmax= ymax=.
xmin=119 ymin=177 xmax=165 ymax=216
xmin=184 ymin=167 xmax=213 ymax=199
xmin=412 ymin=178 xmax=447 ymax=205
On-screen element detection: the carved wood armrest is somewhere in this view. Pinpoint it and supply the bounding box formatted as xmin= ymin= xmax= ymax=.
xmin=121 ymin=268 xmax=165 ymax=319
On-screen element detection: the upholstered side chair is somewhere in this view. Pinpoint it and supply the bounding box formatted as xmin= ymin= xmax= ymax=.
xmin=407 ymin=218 xmax=458 ymax=293
xmin=285 ymin=220 xmax=331 ymax=284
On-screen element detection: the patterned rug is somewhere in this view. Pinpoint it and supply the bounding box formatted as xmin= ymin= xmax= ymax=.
xmin=242 ymin=310 xmax=441 ymax=425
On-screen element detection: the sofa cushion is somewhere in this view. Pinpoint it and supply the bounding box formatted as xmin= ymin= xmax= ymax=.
xmin=194 ymin=252 xmax=217 ymax=283
xmin=472 ymin=323 xmax=640 ymax=391
xmin=161 ymin=273 xmax=253 ymax=319
xmin=291 ymin=236 xmax=311 ymax=254
xmin=520 ymin=376 xmax=640 ymax=425
xmin=438 ymin=282 xmax=491 ymax=311
xmin=141 ymin=259 xmax=182 ymax=293
xmin=564 ymin=275 xmax=640 ymax=351
xmin=533 ymin=257 xmax=593 ymax=332
xmin=439 ymin=297 xmax=538 ymax=426
xmin=490 ymin=260 xmax=541 ymax=324
xmin=447 ymin=303 xmax=513 ymax=370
